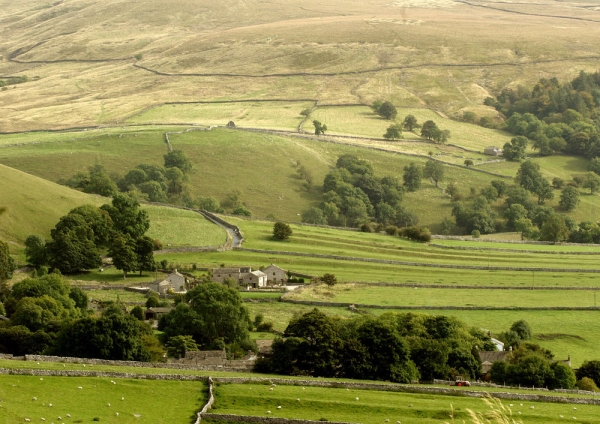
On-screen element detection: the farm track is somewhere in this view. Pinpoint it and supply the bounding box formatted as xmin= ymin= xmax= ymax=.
xmin=457 ymin=0 xmax=600 ymax=23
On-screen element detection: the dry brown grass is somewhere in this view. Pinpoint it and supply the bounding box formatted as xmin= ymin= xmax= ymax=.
xmin=0 ymin=0 xmax=599 ymax=132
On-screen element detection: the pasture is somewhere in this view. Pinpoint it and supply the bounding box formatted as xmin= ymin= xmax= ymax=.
xmin=0 ymin=374 xmax=206 ymax=423
xmin=209 ymin=382 xmax=600 ymax=424
xmin=127 ymin=101 xmax=314 ymax=131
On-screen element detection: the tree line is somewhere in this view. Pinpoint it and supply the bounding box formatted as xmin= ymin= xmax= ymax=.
xmin=485 ymin=71 xmax=600 ymax=158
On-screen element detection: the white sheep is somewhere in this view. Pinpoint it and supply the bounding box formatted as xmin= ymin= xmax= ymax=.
xmin=355 ymin=397 xmax=359 ymax=401
xmin=107 ymin=403 xmax=111 ymax=407
xmin=48 ymin=404 xmax=52 ymax=407
xmin=32 ymin=397 xmax=37 ymax=401
xmin=266 ymin=411 xmax=271 ymax=414
xmin=277 ymin=406 xmax=281 ymax=409
xmin=24 ymin=419 xmax=30 ymax=422
xmin=121 ymin=397 xmax=124 ymax=401
xmin=66 ymin=414 xmax=71 ymax=418
xmin=115 ymin=413 xmax=119 ymax=417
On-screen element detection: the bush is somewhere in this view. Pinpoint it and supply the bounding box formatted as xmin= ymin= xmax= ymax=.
xmin=577 ymin=377 xmax=600 ymax=392
xmin=130 ymin=305 xmax=144 ymax=321
xmin=232 ymin=206 xmax=252 ymax=216
xmin=273 ymin=222 xmax=293 ymax=240
xmin=399 ymin=226 xmax=431 ymax=242
xmin=360 ymin=222 xmax=375 ymax=233
xmin=471 ymin=229 xmax=481 ymax=238
xmin=256 ymin=321 xmax=274 ymax=332
xmin=385 ymin=225 xmax=399 ymax=236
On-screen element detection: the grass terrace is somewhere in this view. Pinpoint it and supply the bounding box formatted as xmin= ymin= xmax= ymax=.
xmin=0 ymin=374 xmax=206 ymax=423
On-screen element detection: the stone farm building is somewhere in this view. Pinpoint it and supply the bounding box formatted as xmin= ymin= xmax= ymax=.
xmin=262 ymin=264 xmax=288 ymax=284
xmin=484 ymin=146 xmax=503 ymax=156
xmin=148 ymin=270 xmax=188 ymax=295
xmin=212 ymin=266 xmax=269 ymax=288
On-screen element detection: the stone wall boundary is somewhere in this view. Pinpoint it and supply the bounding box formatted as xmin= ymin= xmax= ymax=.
xmin=0 ymin=367 xmax=208 ymax=381
xmin=236 ymin=248 xmax=600 ymax=274
xmin=355 ymin=281 xmax=600 ymax=291
xmin=429 ymin=243 xmax=600 ymax=255
xmin=20 ymin=355 xmax=253 ymax=372
xmin=210 ymin=377 xmax=600 ymax=406
xmin=281 ymin=298 xmax=600 ymax=311
xmin=202 ymin=414 xmax=356 ymax=424
xmin=431 ymin=235 xmax=600 ymax=247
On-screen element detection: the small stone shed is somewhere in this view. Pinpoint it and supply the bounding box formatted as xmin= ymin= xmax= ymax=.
xmin=144 ymin=307 xmax=173 ymax=321
xmin=484 ymin=146 xmax=503 ymax=156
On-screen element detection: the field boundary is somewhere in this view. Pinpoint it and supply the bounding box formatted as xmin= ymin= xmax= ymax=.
xmin=236 ymin=247 xmax=600 ymax=273
xmin=0 ymin=367 xmax=208 ymax=381
xmin=429 ymin=243 xmax=600 ymax=255
xmin=280 ymin=297 xmax=600 ymax=311
xmin=349 ymin=282 xmax=600 ymax=291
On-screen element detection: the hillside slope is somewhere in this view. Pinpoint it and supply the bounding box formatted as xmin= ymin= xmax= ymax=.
xmin=0 ymin=163 xmax=105 ymax=250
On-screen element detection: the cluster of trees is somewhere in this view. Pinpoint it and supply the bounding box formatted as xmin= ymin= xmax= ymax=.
xmin=486 ymin=71 xmax=600 ymax=157
xmin=25 ymin=194 xmax=155 ymax=277
xmin=65 ymin=150 xmax=193 ymax=202
xmin=258 ymin=309 xmax=495 ymax=383
xmin=449 ymin=160 xmax=595 ymax=239
xmin=158 ymin=283 xmax=256 ymax=358
xmin=0 ymin=273 xmax=153 ymax=361
xmin=489 ymin=343 xmax=576 ymax=389
xmin=301 ymin=154 xmax=419 ymax=228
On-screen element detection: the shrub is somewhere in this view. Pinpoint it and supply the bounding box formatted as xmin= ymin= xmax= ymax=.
xmin=577 ymin=377 xmax=600 ymax=392
xmin=256 ymin=321 xmax=274 ymax=332
xmin=471 ymin=229 xmax=481 ymax=238
xmin=385 ymin=225 xmax=399 ymax=236
xmin=399 ymin=226 xmax=431 ymax=242
xmin=273 ymin=222 xmax=293 ymax=240
xmin=130 ymin=305 xmax=144 ymax=321
xmin=232 ymin=206 xmax=252 ymax=216
xmin=360 ymin=222 xmax=374 ymax=233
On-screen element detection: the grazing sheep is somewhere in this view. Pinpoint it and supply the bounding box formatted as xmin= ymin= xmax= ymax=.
xmin=115 ymin=413 xmax=119 ymax=417
xmin=277 ymin=406 xmax=281 ymax=409
xmin=32 ymin=397 xmax=37 ymax=401
xmin=66 ymin=414 xmax=71 ymax=418
xmin=48 ymin=404 xmax=52 ymax=407
xmin=266 ymin=411 xmax=271 ymax=414
xmin=355 ymin=397 xmax=359 ymax=401
xmin=24 ymin=419 xmax=30 ymax=422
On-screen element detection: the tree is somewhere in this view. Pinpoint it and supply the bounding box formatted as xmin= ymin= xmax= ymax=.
xmin=510 ymin=320 xmax=532 ymax=341
xmin=540 ymin=214 xmax=570 ymax=242
xmin=504 ymin=204 xmax=528 ymax=230
xmin=0 ymin=240 xmax=16 ymax=283
xmin=491 ymin=180 xmax=508 ymax=197
xmin=321 ymin=273 xmax=337 ymax=286
xmin=462 ymin=111 xmax=477 ymax=123
xmin=161 ymin=283 xmax=252 ymax=349
xmin=167 ymin=334 xmax=198 ymax=359
xmin=420 ymin=120 xmax=439 ymax=140
xmin=47 ymin=213 xmax=102 ymax=274
xmin=135 ymin=236 xmax=155 ymax=276
xmin=503 ymin=136 xmax=528 ymax=161
xmin=403 ymin=163 xmax=422 ymax=192
xmin=232 ymin=205 xmax=252 ymax=216
xmin=464 ymin=159 xmax=474 ymax=167
xmin=139 ymin=181 xmax=167 ymax=202
xmin=24 ymin=235 xmax=47 ymax=268
xmin=559 ymin=186 xmax=580 ymax=211
xmin=402 ymin=115 xmax=419 ymax=131
xmin=577 ymin=377 xmax=599 ymax=392
xmin=550 ymin=362 xmax=576 ymax=389
xmin=515 ymin=218 xmax=539 ymax=240
xmin=109 ymin=234 xmax=138 ymax=279
xmin=164 ymin=150 xmax=192 ymax=174
xmin=377 ymin=101 xmax=397 ymax=120
xmin=273 ymin=222 xmax=293 ymax=240
xmin=84 ymin=164 xmax=118 ymax=196
xmin=576 ymin=360 xmax=600 ymax=388
xmin=301 ymin=207 xmax=326 ymax=225
xmin=515 ymin=161 xmax=554 ymax=204
xmin=423 ymin=160 xmax=444 ymax=187
xmin=313 ymin=120 xmax=327 ymax=135
xmin=583 ymin=172 xmax=600 ymax=194
xmin=101 ymin=194 xmax=149 ymax=239
xmin=383 ymin=124 xmax=403 ymax=140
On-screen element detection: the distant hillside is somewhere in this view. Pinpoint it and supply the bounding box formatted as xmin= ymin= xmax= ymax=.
xmin=0 ymin=163 xmax=105 ymax=250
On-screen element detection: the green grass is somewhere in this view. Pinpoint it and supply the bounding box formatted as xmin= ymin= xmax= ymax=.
xmin=0 ymin=374 xmax=205 ymax=423
xmin=431 ymin=239 xmax=600 ymax=252
xmin=83 ymin=289 xmax=149 ymax=303
xmin=239 ymin=291 xmax=283 ymax=299
xmin=209 ymin=383 xmax=600 ymax=424
xmin=308 ymin=106 xmax=514 ymax=152
xmin=289 ymin=284 xmax=600 ymax=308
xmin=127 ymin=101 xmax=314 ymax=130
xmin=143 ymin=205 xmax=227 ymax=247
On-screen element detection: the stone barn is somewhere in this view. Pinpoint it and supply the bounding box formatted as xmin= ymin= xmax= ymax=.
xmin=263 ymin=264 xmax=288 ymax=285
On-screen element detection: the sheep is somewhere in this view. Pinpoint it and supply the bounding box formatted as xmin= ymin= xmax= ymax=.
xmin=266 ymin=411 xmax=271 ymax=414
xmin=32 ymin=397 xmax=37 ymax=401
xmin=355 ymin=397 xmax=359 ymax=401
xmin=277 ymin=406 xmax=281 ymax=409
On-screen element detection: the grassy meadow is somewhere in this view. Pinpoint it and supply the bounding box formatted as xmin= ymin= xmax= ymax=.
xmin=209 ymin=382 xmax=600 ymax=424
xmin=128 ymin=101 xmax=314 ymax=130
xmin=0 ymin=374 xmax=206 ymax=423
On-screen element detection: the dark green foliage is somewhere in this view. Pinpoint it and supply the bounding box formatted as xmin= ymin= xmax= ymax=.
xmin=109 ymin=234 xmax=138 ymax=279
xmin=576 ymin=360 xmax=600 ymax=388
xmin=232 ymin=206 xmax=252 ymax=216
xmin=399 ymin=226 xmax=431 ymax=242
xmin=510 ymin=320 xmax=532 ymax=341
xmin=321 ymin=273 xmax=337 ymax=286
xmin=160 ymin=283 xmax=252 ymax=351
xmin=383 ymin=123 xmax=403 ymax=140
xmin=464 ymin=159 xmax=474 ymax=167
xmin=552 ymin=177 xmax=565 ymax=189
xmin=24 ymin=235 xmax=47 ymax=268
xmin=102 ymin=193 xmax=150 ymax=239
xmin=76 ymin=164 xmax=118 ymax=197
xmin=577 ymin=377 xmax=599 ymax=392
xmin=167 ymin=334 xmax=198 ymax=359
xmin=69 ymin=287 xmax=88 ymax=311
xmin=491 ymin=180 xmax=508 ymax=197
xmin=47 ymin=213 xmax=102 ymax=274
xmin=130 ymin=305 xmax=144 ymax=321
xmin=583 ymin=172 xmax=600 ymax=194
xmin=403 ymin=162 xmax=422 ymax=192
xmin=273 ymin=222 xmax=293 ymax=240
xmin=502 ymin=136 xmax=528 ymax=161
xmin=569 ymin=221 xmax=600 ymax=243
xmin=559 ymin=186 xmax=580 ymax=211
xmin=540 ymin=214 xmax=570 ymax=242
xmin=196 ymin=196 xmax=224 ymax=213
xmin=313 ymin=120 xmax=327 ymax=135
xmin=0 ymin=240 xmax=16 ymax=283
xmin=0 ymin=326 xmax=53 ymax=355
xmin=336 ymin=154 xmax=373 ymax=175
xmin=54 ymin=305 xmax=151 ymax=361
xmin=135 ymin=236 xmax=156 ymax=276
xmin=423 ymin=160 xmax=444 ymax=187
xmin=145 ymin=292 xmax=160 ymax=308
xmin=376 ymin=101 xmax=397 ymax=120
xmin=301 ymin=207 xmax=326 ymax=225
xmin=402 ymin=114 xmax=419 ymax=131
xmin=164 ymin=149 xmax=193 ymax=174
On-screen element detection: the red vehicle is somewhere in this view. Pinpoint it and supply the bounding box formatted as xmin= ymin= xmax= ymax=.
xmin=453 ymin=376 xmax=471 ymax=387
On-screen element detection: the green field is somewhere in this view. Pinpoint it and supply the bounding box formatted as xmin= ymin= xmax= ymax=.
xmin=143 ymin=205 xmax=227 ymax=247
xmin=209 ymin=382 xmax=600 ymax=424
xmin=128 ymin=101 xmax=315 ymax=130
xmin=0 ymin=374 xmax=206 ymax=423
xmin=288 ymin=284 xmax=600 ymax=308
xmin=309 ymin=106 xmax=514 ymax=152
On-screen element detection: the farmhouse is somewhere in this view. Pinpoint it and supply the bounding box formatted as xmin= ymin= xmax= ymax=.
xmin=262 ymin=264 xmax=288 ymax=284
xmin=148 ymin=270 xmax=188 ymax=295
xmin=212 ymin=266 xmax=270 ymax=288
xmin=484 ymin=146 xmax=503 ymax=156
